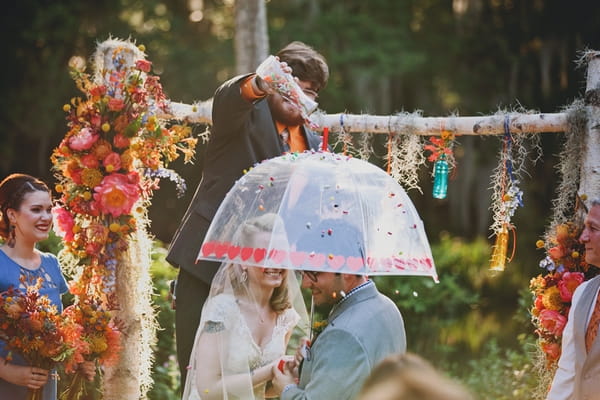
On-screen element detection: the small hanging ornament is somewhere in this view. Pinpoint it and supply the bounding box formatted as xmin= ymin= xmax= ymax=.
xmin=488 ymin=116 xmax=523 ymax=271
xmin=489 ymin=224 xmax=509 ymax=271
xmin=424 ymin=125 xmax=456 ymax=199
xmin=432 ymin=155 xmax=449 ymax=199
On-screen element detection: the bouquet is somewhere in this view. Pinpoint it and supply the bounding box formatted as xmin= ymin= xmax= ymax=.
xmin=59 ymin=300 xmax=121 ymax=400
xmin=530 ymin=221 xmax=599 ymax=367
xmin=0 ymin=278 xmax=79 ymax=400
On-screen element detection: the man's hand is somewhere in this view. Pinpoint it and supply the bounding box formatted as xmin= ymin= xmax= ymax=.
xmin=272 ymin=360 xmax=298 ymax=395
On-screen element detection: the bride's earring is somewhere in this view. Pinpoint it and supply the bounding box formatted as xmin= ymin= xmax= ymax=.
xmin=241 ymin=269 xmax=248 ymax=283
xmin=7 ymin=224 xmax=15 ymax=248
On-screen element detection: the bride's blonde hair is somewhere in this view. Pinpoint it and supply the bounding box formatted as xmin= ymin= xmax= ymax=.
xmin=229 ymin=213 xmax=291 ymax=313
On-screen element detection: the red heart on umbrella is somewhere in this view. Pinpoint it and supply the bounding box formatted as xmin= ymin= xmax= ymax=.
xmin=290 ymin=251 xmax=307 ymax=266
xmin=227 ymin=245 xmax=241 ymax=260
xmin=308 ymin=252 xmax=326 ymax=268
xmin=254 ymin=248 xmax=266 ymax=263
xmin=240 ymin=247 xmax=254 ymax=261
xmin=346 ymin=256 xmax=365 ymax=271
xmin=423 ymin=258 xmax=433 ymax=270
xmin=201 ymin=241 xmax=216 ymax=257
xmin=269 ymin=249 xmax=287 ymax=264
xmin=215 ymin=242 xmax=229 ymax=258
xmin=328 ymin=255 xmax=345 ymax=270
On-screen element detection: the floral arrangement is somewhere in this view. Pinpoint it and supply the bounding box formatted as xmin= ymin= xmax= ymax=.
xmin=0 ymin=278 xmax=80 ymax=400
xmin=51 ymin=43 xmax=196 ymax=304
xmin=530 ymin=221 xmax=599 ymax=366
xmin=423 ymin=129 xmax=456 ymax=165
xmin=50 ymin=41 xmax=197 ymax=396
xmin=59 ymin=300 xmax=121 ymax=400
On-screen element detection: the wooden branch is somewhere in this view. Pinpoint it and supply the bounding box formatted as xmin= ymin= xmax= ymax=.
xmin=161 ymin=100 xmax=567 ymax=136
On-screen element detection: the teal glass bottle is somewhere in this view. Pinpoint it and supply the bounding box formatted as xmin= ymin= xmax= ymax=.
xmin=432 ymin=158 xmax=449 ymax=199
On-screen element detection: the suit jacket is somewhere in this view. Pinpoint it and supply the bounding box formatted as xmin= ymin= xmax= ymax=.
xmin=166 ymin=74 xmax=322 ymax=284
xmin=548 ymin=274 xmax=600 ymax=400
xmin=282 ymin=281 xmax=406 ymax=400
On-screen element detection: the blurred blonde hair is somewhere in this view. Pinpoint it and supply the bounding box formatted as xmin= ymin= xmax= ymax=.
xmin=358 ymin=352 xmax=475 ymax=400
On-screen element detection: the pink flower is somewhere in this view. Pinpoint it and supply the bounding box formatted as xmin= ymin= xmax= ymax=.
xmin=108 ymin=98 xmax=125 ymax=112
xmin=69 ymin=127 xmax=99 ymax=151
xmin=103 ymin=152 xmax=122 ymax=172
xmin=539 ymin=309 xmax=567 ymax=337
xmin=113 ymin=133 xmax=130 ymax=149
xmin=89 ymin=85 xmax=107 ymax=97
xmin=541 ymin=341 xmax=561 ymax=361
xmin=135 ymin=60 xmax=152 ymax=73
xmin=558 ymin=272 xmax=584 ymax=302
xmin=548 ymin=246 xmax=566 ymax=260
xmin=52 ymin=207 xmax=75 ymax=242
xmin=534 ymin=295 xmax=545 ymax=311
xmin=93 ymin=173 xmax=140 ymax=217
xmin=81 ymin=153 xmax=100 ymax=169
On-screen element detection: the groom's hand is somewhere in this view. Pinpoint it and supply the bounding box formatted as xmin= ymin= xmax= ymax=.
xmin=272 ymin=362 xmax=297 ymax=395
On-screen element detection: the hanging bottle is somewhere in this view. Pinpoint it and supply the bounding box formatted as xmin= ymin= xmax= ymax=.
xmin=489 ymin=224 xmax=509 ymax=271
xmin=432 ymin=156 xmax=449 ymax=199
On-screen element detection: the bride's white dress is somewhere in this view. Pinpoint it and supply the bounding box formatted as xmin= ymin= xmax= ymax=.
xmin=187 ymin=293 xmax=300 ymax=400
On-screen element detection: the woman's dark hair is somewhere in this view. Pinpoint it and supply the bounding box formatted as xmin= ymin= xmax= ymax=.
xmin=276 ymin=41 xmax=329 ymax=92
xmin=0 ymin=173 xmax=51 ymax=239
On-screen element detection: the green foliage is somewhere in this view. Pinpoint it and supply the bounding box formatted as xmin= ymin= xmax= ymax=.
xmin=148 ymin=241 xmax=181 ymax=400
xmin=456 ymin=335 xmax=541 ymax=400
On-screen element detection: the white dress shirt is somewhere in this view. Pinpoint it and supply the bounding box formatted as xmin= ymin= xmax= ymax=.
xmin=547 ymin=278 xmax=599 ymax=399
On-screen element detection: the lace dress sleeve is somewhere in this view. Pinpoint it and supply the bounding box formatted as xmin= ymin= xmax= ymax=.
xmin=201 ymin=293 xmax=236 ymax=332
xmin=279 ymin=307 xmax=301 ymax=333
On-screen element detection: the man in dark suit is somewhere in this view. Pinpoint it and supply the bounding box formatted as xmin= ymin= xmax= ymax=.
xmin=166 ymin=41 xmax=329 ymax=387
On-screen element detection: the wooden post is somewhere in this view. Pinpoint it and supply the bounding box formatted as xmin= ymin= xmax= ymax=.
xmin=580 ymin=51 xmax=600 ymax=200
xmin=93 ymin=39 xmax=156 ymax=400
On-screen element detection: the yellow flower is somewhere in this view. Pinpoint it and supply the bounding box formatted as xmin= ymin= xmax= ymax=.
xmin=137 ymin=44 xmax=146 ymax=52
xmin=63 ymin=104 xmax=71 ymax=112
xmin=109 ymin=222 xmax=120 ymax=233
xmin=572 ymin=251 xmax=580 ymax=258
xmin=82 ymin=191 xmax=92 ymax=201
xmin=536 ymin=240 xmax=545 ymax=249
xmin=55 ymin=184 xmax=64 ymax=193
xmin=102 ymin=123 xmax=111 ymax=132
xmin=81 ymin=168 xmax=103 ymax=189
xmin=542 ymin=286 xmax=563 ymax=311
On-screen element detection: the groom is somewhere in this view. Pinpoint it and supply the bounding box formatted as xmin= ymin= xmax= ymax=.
xmin=272 ymin=220 xmax=407 ymax=399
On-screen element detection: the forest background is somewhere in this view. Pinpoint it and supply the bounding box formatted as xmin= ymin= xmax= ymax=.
xmin=1 ymin=1 xmax=600 ymax=399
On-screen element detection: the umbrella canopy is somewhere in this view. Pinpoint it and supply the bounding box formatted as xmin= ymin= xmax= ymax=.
xmin=197 ymin=151 xmax=437 ymax=281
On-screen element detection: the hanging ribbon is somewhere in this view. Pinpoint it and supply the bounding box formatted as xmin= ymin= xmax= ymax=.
xmin=489 ymin=116 xmax=522 ymax=271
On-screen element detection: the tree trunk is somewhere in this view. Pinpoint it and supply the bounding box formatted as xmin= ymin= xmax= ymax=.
xmin=234 ymin=0 xmax=269 ymax=74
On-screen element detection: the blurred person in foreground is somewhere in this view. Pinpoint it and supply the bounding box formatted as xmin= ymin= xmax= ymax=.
xmin=356 ymin=352 xmax=474 ymax=400
xmin=166 ymin=41 xmax=329 ymax=388
xmin=548 ymin=198 xmax=600 ymax=400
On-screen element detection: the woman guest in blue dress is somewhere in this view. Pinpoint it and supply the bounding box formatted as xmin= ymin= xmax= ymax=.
xmin=0 ymin=173 xmax=93 ymax=399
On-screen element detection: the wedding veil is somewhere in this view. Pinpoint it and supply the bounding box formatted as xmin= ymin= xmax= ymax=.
xmin=183 ymin=213 xmax=310 ymax=400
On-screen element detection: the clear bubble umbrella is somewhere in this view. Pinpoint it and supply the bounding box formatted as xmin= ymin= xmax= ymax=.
xmin=197 ymin=151 xmax=437 ymax=282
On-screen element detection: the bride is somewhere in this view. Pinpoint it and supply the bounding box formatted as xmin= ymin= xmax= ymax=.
xmin=183 ymin=213 xmax=309 ymax=400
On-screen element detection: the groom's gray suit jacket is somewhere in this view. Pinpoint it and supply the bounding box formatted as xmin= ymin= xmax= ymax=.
xmin=282 ymin=281 xmax=406 ymax=400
